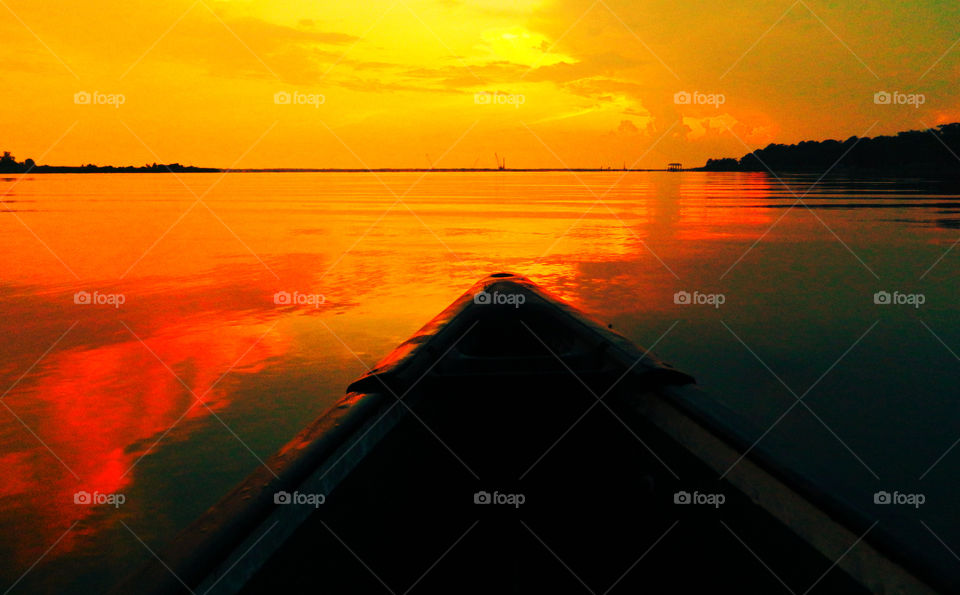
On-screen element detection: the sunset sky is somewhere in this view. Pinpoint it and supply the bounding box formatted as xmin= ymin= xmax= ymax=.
xmin=3 ymin=0 xmax=959 ymax=168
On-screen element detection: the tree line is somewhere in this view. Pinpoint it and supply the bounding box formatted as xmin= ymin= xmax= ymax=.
xmin=0 ymin=151 xmax=218 ymax=173
xmin=702 ymin=123 xmax=960 ymax=175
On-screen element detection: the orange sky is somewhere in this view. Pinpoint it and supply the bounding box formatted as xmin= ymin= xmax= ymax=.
xmin=3 ymin=0 xmax=959 ymax=168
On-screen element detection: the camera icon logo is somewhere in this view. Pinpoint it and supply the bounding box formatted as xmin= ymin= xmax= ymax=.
xmin=74 ymin=490 xmax=91 ymax=504
xmin=873 ymin=290 xmax=891 ymax=305
xmin=274 ymin=491 xmax=292 ymax=505
xmin=74 ymin=291 xmax=92 ymax=304
xmin=474 ymin=491 xmax=491 ymax=504
xmin=74 ymin=91 xmax=91 ymax=105
xmin=874 ymin=490 xmax=891 ymax=504
xmin=473 ymin=291 xmax=491 ymax=305
xmin=674 ymin=91 xmax=692 ymax=105
xmin=274 ymin=291 xmax=292 ymax=305
xmin=673 ymin=291 xmax=691 ymax=305
xmin=474 ymin=92 xmax=492 ymax=105
xmin=673 ymin=490 xmax=691 ymax=504
xmin=274 ymin=91 xmax=291 ymax=105
xmin=874 ymin=91 xmax=892 ymax=105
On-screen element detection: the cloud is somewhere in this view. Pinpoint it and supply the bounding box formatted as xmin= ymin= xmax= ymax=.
xmin=683 ymin=114 xmax=738 ymax=141
xmin=615 ymin=120 xmax=639 ymax=135
xmin=134 ymin=11 xmax=362 ymax=81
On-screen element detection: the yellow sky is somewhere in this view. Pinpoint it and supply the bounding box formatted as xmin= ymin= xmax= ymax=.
xmin=3 ymin=0 xmax=959 ymax=168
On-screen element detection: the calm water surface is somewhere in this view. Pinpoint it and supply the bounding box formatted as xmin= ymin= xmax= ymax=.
xmin=1 ymin=172 xmax=958 ymax=591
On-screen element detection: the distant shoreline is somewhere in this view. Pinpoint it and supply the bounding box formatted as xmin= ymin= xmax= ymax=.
xmin=2 ymin=166 xmax=682 ymax=174
xmin=3 ymin=120 xmax=959 ymax=175
xmin=4 ymin=168 xmax=960 ymax=178
xmin=4 ymin=165 xmax=960 ymax=178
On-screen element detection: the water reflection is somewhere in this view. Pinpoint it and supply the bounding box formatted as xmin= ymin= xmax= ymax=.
xmin=0 ymin=172 xmax=958 ymax=591
xmin=1 ymin=307 xmax=290 ymax=565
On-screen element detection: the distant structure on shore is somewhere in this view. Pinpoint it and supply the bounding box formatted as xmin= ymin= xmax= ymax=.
xmin=668 ymin=162 xmax=682 ymax=171
xmin=700 ymin=123 xmax=960 ymax=175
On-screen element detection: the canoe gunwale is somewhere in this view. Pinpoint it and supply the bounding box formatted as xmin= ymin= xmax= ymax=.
xmin=652 ymin=383 xmax=949 ymax=594
xmin=111 ymin=389 xmax=397 ymax=595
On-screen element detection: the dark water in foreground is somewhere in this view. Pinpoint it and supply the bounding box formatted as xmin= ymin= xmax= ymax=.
xmin=0 ymin=171 xmax=958 ymax=591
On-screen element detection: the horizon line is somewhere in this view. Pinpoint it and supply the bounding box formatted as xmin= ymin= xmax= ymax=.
xmin=3 ymin=166 xmax=699 ymax=173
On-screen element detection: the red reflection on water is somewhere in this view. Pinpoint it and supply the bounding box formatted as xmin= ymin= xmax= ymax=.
xmin=0 ymin=317 xmax=288 ymax=561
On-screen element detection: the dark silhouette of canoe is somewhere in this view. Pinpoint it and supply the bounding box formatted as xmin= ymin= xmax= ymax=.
xmin=113 ymin=273 xmax=945 ymax=594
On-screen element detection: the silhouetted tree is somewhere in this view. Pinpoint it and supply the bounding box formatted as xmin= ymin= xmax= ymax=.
xmin=0 ymin=151 xmax=17 ymax=173
xmin=703 ymin=158 xmax=739 ymax=171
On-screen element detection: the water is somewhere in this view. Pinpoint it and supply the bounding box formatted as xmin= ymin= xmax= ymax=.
xmin=1 ymin=172 xmax=958 ymax=592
